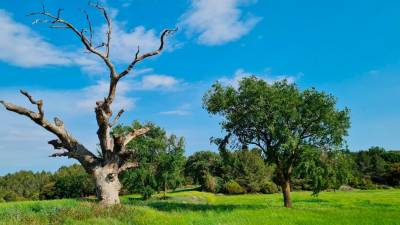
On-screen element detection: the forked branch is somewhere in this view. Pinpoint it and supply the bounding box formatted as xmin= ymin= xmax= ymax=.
xmin=119 ymin=28 xmax=178 ymax=78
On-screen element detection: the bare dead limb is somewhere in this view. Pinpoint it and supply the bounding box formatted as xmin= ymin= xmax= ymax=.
xmin=110 ymin=109 xmax=124 ymax=127
xmin=119 ymin=28 xmax=178 ymax=78
xmin=0 ymin=92 xmax=98 ymax=170
xmin=118 ymin=162 xmax=139 ymax=173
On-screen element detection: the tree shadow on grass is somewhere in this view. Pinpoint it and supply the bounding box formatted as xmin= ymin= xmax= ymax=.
xmin=145 ymin=202 xmax=267 ymax=212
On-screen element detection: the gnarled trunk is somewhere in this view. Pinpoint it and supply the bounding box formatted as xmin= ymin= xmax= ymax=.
xmin=93 ymin=165 xmax=121 ymax=205
xmin=281 ymin=180 xmax=292 ymax=208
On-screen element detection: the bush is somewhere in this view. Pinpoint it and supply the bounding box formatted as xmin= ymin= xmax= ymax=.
xmin=339 ymin=185 xmax=353 ymax=192
xmin=204 ymin=174 xmax=217 ymax=193
xmin=260 ymin=181 xmax=279 ymax=194
xmin=141 ymin=186 xmax=155 ymax=200
xmin=224 ymin=180 xmax=245 ymax=194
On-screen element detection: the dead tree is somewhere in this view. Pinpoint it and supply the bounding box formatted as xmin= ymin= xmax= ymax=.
xmin=0 ymin=3 xmax=176 ymax=205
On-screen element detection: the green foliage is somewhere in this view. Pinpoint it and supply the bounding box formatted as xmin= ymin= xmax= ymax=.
xmin=388 ymin=163 xmax=400 ymax=186
xmin=0 ymin=165 xmax=94 ymax=202
xmin=42 ymin=165 xmax=95 ymax=199
xmin=203 ymin=77 xmax=350 ymax=201
xmin=119 ymin=121 xmax=186 ymax=199
xmin=0 ymin=171 xmax=51 ymax=201
xmin=184 ymin=151 xmax=222 ymax=190
xmin=295 ymin=148 xmax=354 ymax=194
xmin=260 ymin=180 xmax=279 ymax=194
xmin=219 ymin=147 xmax=274 ymax=193
xmin=224 ymin=180 xmax=245 ymax=194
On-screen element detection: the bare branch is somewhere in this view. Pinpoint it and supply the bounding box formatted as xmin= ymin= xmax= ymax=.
xmin=110 ymin=109 xmax=124 ymax=127
xmin=20 ymin=90 xmax=44 ymax=119
xmin=118 ymin=162 xmax=139 ymax=173
xmin=119 ymin=28 xmax=177 ymax=78
xmin=82 ymin=10 xmax=93 ymax=46
xmin=124 ymin=127 xmax=150 ymax=146
xmin=28 ymin=5 xmax=117 ymax=77
xmin=89 ymin=1 xmax=112 ymax=58
xmin=0 ymin=97 xmax=98 ymax=168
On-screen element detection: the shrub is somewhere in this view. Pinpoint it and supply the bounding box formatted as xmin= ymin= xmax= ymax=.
xmin=141 ymin=186 xmax=155 ymax=200
xmin=260 ymin=181 xmax=279 ymax=194
xmin=339 ymin=185 xmax=353 ymax=192
xmin=204 ymin=174 xmax=217 ymax=193
xmin=224 ymin=180 xmax=245 ymax=194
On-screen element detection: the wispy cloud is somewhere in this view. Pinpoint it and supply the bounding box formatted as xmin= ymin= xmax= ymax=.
xmin=219 ymin=68 xmax=302 ymax=88
xmin=180 ymin=0 xmax=261 ymax=45
xmin=160 ymin=104 xmax=192 ymax=116
xmin=0 ymin=9 xmax=71 ymax=67
xmin=139 ymin=75 xmax=179 ymax=90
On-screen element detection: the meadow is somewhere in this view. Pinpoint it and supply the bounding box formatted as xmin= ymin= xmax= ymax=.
xmin=0 ymin=189 xmax=399 ymax=225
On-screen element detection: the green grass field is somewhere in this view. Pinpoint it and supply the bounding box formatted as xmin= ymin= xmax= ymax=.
xmin=0 ymin=189 xmax=399 ymax=225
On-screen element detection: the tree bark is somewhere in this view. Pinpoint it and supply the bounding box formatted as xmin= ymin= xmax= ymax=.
xmin=93 ymin=164 xmax=121 ymax=205
xmin=281 ymin=180 xmax=292 ymax=208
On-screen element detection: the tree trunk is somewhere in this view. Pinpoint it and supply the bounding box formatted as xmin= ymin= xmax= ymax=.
xmin=93 ymin=165 xmax=121 ymax=205
xmin=164 ymin=177 xmax=167 ymax=199
xmin=281 ymin=180 xmax=292 ymax=208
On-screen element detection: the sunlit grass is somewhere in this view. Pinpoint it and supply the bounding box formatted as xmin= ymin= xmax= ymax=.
xmin=0 ymin=189 xmax=399 ymax=225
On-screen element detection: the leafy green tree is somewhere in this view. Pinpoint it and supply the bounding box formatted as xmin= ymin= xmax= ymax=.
xmin=388 ymin=163 xmax=400 ymax=186
xmin=184 ymin=151 xmax=222 ymax=190
xmin=203 ymin=77 xmax=350 ymax=207
xmin=0 ymin=171 xmax=52 ymax=201
xmin=354 ymin=146 xmax=388 ymax=184
xmin=42 ymin=164 xmax=95 ymax=199
xmin=118 ymin=121 xmax=185 ymax=199
xmin=156 ymin=135 xmax=186 ymax=197
xmin=220 ymin=147 xmax=274 ymax=193
xmin=295 ymin=148 xmax=354 ymax=194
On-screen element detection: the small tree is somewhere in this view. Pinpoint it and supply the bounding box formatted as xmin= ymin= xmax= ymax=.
xmin=0 ymin=2 xmax=176 ymax=205
xmin=118 ymin=122 xmax=185 ymax=199
xmin=184 ymin=151 xmax=222 ymax=190
xmin=156 ymin=135 xmax=185 ymax=197
xmin=203 ymin=77 xmax=350 ymax=207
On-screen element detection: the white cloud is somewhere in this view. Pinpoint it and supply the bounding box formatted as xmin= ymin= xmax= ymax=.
xmin=180 ymin=0 xmax=261 ymax=45
xmin=138 ymin=74 xmax=180 ymax=90
xmin=102 ymin=24 xmax=161 ymax=64
xmin=0 ymin=9 xmax=71 ymax=67
xmin=160 ymin=110 xmax=190 ymax=116
xmin=219 ymin=68 xmax=300 ymax=88
xmin=160 ymin=104 xmax=191 ymax=116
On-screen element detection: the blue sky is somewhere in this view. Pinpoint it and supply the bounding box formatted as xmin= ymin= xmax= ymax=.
xmin=0 ymin=0 xmax=399 ymax=174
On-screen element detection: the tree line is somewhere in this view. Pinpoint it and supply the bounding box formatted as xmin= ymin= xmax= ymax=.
xmin=1 ymin=144 xmax=399 ymax=203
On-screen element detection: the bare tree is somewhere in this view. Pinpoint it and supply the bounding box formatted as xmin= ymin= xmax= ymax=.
xmin=0 ymin=2 xmax=176 ymax=205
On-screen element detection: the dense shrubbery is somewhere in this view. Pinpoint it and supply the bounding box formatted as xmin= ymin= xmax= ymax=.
xmin=224 ymin=180 xmax=245 ymax=194
xmin=184 ymin=148 xmax=275 ymax=194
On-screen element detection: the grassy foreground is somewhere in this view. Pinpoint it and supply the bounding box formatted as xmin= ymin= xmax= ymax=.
xmin=0 ymin=189 xmax=399 ymax=225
